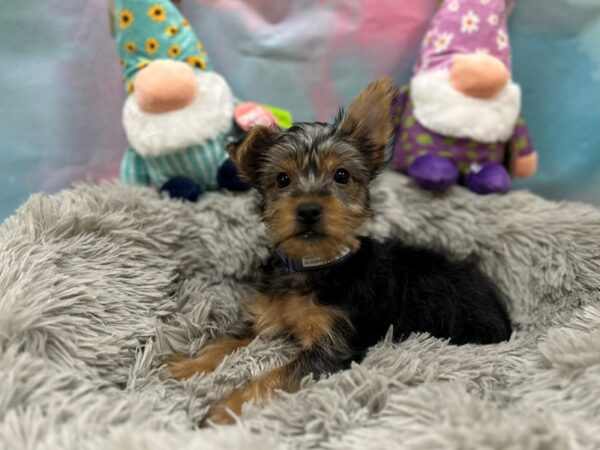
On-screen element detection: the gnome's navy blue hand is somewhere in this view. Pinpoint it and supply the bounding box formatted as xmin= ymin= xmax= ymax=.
xmin=160 ymin=177 xmax=202 ymax=202
xmin=160 ymin=159 xmax=249 ymax=203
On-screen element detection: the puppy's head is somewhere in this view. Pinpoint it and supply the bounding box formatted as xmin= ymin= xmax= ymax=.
xmin=228 ymin=78 xmax=397 ymax=261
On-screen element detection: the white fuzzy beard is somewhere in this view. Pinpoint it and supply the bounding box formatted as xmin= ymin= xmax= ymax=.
xmin=122 ymin=71 xmax=234 ymax=157
xmin=410 ymin=69 xmax=521 ymax=143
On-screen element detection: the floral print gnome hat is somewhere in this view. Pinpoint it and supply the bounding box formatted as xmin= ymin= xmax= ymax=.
xmin=115 ymin=0 xmax=212 ymax=94
xmin=415 ymin=0 xmax=512 ymax=76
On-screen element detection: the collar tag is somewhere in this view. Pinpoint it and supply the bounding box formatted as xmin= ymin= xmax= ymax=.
xmin=280 ymin=247 xmax=353 ymax=272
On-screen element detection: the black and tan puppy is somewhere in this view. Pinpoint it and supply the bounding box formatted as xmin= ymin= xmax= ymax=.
xmin=169 ymin=78 xmax=512 ymax=425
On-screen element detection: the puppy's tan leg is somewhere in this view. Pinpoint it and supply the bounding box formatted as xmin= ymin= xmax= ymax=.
xmin=203 ymin=342 xmax=351 ymax=425
xmin=203 ymin=297 xmax=352 ymax=425
xmin=169 ymin=336 xmax=252 ymax=380
xmin=203 ymin=363 xmax=299 ymax=425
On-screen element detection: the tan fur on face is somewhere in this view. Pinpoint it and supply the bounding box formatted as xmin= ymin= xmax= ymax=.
xmin=263 ymin=193 xmax=369 ymax=261
xmin=321 ymin=152 xmax=343 ymax=174
xmin=251 ymin=293 xmax=347 ymax=349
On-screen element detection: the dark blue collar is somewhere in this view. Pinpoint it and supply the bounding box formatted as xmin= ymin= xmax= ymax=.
xmin=279 ymin=247 xmax=354 ymax=272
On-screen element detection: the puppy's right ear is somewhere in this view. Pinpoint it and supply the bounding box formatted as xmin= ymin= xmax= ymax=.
xmin=227 ymin=125 xmax=278 ymax=183
xmin=337 ymin=78 xmax=397 ymax=175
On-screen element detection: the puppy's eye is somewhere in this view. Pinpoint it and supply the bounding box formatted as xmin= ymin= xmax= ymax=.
xmin=276 ymin=172 xmax=291 ymax=188
xmin=333 ymin=168 xmax=350 ymax=184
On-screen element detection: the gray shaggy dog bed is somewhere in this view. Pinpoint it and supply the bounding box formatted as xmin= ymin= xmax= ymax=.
xmin=1 ymin=172 xmax=599 ymax=449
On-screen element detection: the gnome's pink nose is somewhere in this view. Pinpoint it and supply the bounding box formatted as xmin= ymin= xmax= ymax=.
xmin=134 ymin=60 xmax=198 ymax=113
xmin=450 ymin=54 xmax=510 ymax=99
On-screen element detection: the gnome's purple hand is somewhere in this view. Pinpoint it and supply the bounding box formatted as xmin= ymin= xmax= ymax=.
xmin=407 ymin=154 xmax=459 ymax=192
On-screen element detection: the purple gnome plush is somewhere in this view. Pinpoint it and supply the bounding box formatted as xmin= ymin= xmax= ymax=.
xmin=391 ymin=0 xmax=538 ymax=195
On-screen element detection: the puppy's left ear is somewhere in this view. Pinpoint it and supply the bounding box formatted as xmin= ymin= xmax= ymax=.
xmin=227 ymin=125 xmax=279 ymax=184
xmin=338 ymin=77 xmax=398 ymax=174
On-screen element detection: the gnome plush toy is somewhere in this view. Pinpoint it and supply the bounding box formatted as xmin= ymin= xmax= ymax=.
xmin=392 ymin=0 xmax=537 ymax=194
xmin=114 ymin=0 xmax=290 ymax=201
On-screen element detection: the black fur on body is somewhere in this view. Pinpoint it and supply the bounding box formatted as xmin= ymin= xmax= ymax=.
xmin=169 ymin=78 xmax=512 ymax=425
xmin=259 ymin=236 xmax=512 ymax=379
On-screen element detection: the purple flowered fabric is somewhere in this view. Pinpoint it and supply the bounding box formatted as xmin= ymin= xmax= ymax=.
xmin=414 ymin=0 xmax=512 ymax=75
xmin=391 ymin=87 xmax=535 ymax=174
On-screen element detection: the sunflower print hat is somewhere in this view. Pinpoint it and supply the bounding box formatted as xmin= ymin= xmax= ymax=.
xmin=114 ymin=0 xmax=213 ymax=93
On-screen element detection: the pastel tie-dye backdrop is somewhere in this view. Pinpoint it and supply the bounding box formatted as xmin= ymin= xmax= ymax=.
xmin=1 ymin=0 xmax=599 ymax=220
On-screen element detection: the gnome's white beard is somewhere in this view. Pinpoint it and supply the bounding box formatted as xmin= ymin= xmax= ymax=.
xmin=123 ymin=71 xmax=234 ymax=157
xmin=410 ymin=70 xmax=521 ymax=143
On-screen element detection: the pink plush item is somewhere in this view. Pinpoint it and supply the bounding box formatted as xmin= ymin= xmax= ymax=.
xmin=233 ymin=102 xmax=277 ymax=131
xmin=512 ymin=152 xmax=538 ymax=178
xmin=450 ymin=53 xmax=510 ymax=99
xmin=133 ymin=60 xmax=198 ymax=114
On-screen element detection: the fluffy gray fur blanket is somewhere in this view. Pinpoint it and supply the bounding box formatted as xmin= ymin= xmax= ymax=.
xmin=1 ymin=172 xmax=599 ymax=450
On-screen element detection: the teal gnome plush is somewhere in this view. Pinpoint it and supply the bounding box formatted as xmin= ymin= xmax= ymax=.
xmin=114 ymin=0 xmax=291 ymax=201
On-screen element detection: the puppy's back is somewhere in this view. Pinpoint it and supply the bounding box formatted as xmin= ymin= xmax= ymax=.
xmin=316 ymin=237 xmax=512 ymax=353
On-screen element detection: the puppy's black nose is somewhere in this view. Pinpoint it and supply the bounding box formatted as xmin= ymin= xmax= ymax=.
xmin=296 ymin=202 xmax=322 ymax=225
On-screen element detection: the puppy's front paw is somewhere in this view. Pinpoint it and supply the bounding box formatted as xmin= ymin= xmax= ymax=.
xmin=168 ymin=338 xmax=253 ymax=380
xmin=200 ymin=390 xmax=246 ymax=426
xmin=168 ymin=354 xmax=213 ymax=380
